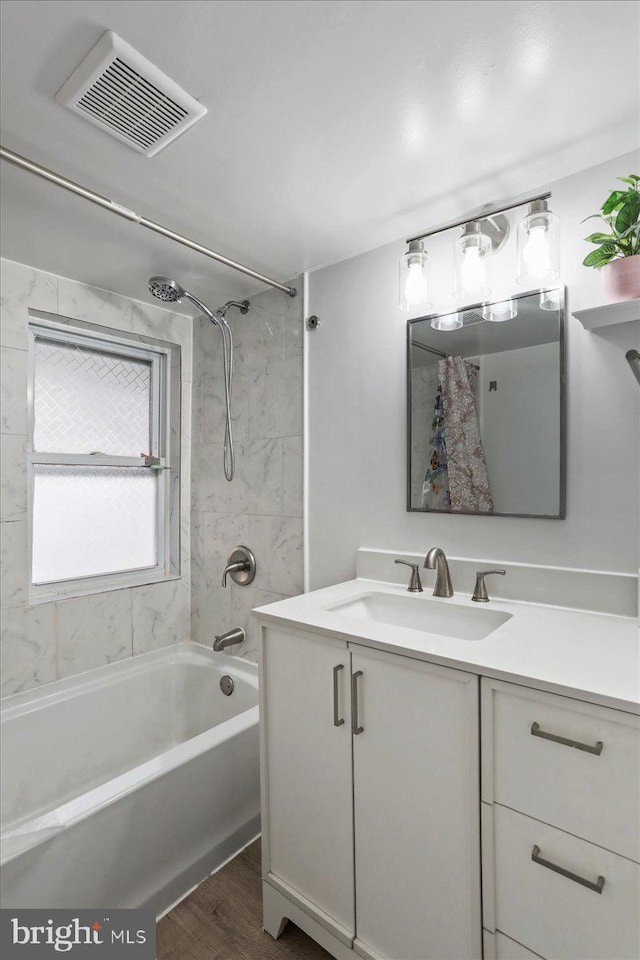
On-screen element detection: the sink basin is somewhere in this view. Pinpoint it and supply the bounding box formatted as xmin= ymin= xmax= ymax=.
xmin=326 ymin=592 xmax=511 ymax=641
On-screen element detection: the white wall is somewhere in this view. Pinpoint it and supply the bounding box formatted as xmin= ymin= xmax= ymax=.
xmin=0 ymin=259 xmax=193 ymax=696
xmin=307 ymin=152 xmax=640 ymax=589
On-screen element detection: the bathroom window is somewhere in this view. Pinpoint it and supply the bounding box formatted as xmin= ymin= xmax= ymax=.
xmin=28 ymin=313 xmax=181 ymax=597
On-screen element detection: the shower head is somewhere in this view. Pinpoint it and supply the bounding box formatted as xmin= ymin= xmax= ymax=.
xmin=148 ymin=276 xmax=185 ymax=303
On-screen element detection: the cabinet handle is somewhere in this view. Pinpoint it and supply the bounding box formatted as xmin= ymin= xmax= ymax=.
xmin=531 ymin=845 xmax=605 ymax=894
xmin=530 ymin=721 xmax=603 ymax=755
xmin=351 ymin=670 xmax=364 ymax=735
xmin=333 ymin=664 xmax=345 ymax=727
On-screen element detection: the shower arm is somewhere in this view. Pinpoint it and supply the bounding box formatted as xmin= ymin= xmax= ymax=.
xmin=0 ymin=145 xmax=297 ymax=298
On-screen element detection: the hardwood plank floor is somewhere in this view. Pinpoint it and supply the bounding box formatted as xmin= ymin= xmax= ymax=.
xmin=156 ymin=841 xmax=332 ymax=960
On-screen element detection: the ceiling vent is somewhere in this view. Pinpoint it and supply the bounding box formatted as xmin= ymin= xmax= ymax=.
xmin=55 ymin=31 xmax=206 ymax=157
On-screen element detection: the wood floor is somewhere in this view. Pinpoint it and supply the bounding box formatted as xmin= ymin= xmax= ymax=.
xmin=156 ymin=841 xmax=332 ymax=960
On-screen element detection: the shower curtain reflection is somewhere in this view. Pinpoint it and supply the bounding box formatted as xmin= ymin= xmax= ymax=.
xmin=422 ymin=357 xmax=493 ymax=513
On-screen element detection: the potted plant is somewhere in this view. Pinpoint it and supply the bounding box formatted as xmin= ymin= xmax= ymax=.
xmin=583 ymin=174 xmax=640 ymax=301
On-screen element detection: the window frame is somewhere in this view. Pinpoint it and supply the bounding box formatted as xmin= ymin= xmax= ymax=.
xmin=27 ymin=310 xmax=181 ymax=601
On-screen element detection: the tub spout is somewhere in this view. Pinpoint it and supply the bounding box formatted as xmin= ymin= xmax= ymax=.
xmin=213 ymin=627 xmax=245 ymax=652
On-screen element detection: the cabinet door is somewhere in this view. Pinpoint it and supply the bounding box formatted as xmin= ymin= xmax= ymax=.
xmin=262 ymin=626 xmax=354 ymax=939
xmin=351 ymin=645 xmax=481 ymax=960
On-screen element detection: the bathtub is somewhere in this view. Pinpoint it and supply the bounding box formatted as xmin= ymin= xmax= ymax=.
xmin=0 ymin=643 xmax=260 ymax=915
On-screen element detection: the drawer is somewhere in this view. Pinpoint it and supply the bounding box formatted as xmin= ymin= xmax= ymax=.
xmin=493 ymin=805 xmax=640 ymax=960
xmin=495 ymin=932 xmax=543 ymax=959
xmin=484 ymin=680 xmax=640 ymax=860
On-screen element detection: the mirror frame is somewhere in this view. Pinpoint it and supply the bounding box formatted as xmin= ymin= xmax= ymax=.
xmin=406 ymin=287 xmax=566 ymax=519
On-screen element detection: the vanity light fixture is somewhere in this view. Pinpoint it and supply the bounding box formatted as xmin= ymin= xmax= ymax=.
xmin=517 ymin=199 xmax=560 ymax=286
xmin=431 ymin=312 xmax=463 ymax=331
xmin=481 ymin=298 xmax=517 ymax=322
xmin=399 ymin=239 xmax=431 ymax=312
xmin=454 ymin=222 xmax=493 ymax=301
xmin=539 ymin=287 xmax=562 ymax=312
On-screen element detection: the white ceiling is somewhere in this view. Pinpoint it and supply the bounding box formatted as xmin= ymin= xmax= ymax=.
xmin=1 ymin=0 xmax=639 ymax=309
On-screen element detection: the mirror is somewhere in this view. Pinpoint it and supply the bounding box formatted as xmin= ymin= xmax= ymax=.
xmin=408 ymin=288 xmax=565 ymax=518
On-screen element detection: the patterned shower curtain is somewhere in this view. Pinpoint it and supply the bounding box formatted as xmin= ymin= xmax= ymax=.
xmin=421 ymin=385 xmax=451 ymax=510
xmin=422 ymin=357 xmax=493 ymax=513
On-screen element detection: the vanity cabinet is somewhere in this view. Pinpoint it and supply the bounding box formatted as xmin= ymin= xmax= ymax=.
xmin=260 ymin=625 xmax=481 ymax=960
xmin=481 ymin=678 xmax=640 ymax=960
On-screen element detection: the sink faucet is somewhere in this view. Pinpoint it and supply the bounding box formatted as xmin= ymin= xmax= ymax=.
xmin=424 ymin=547 xmax=454 ymax=598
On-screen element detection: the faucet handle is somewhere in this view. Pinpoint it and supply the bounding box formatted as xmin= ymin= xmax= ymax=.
xmin=472 ymin=569 xmax=506 ymax=603
xmin=394 ymin=559 xmax=423 ymax=593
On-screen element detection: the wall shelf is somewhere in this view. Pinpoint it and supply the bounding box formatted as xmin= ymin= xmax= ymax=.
xmin=573 ymin=298 xmax=640 ymax=331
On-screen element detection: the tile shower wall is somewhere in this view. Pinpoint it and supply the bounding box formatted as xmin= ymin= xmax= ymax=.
xmin=0 ymin=258 xmax=193 ymax=697
xmin=191 ymin=282 xmax=303 ymax=660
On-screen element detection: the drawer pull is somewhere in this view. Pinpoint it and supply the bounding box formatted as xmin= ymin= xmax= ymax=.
xmin=332 ymin=664 xmax=345 ymax=727
xmin=530 ymin=721 xmax=603 ymax=755
xmin=531 ymin=845 xmax=605 ymax=894
xmin=351 ymin=670 xmax=364 ymax=735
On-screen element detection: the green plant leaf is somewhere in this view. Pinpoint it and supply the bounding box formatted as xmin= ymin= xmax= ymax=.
xmin=584 ymin=232 xmax=616 ymax=244
xmin=583 ymin=244 xmax=618 ymax=268
xmin=618 ymin=174 xmax=640 ymax=185
xmin=602 ymin=190 xmax=626 ymax=215
xmin=614 ymin=194 xmax=640 ymax=235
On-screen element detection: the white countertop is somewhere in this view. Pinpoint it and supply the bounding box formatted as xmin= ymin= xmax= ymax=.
xmin=255 ymin=578 xmax=640 ymax=713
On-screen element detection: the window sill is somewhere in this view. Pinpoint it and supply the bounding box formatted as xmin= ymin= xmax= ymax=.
xmin=28 ymin=571 xmax=182 ymax=607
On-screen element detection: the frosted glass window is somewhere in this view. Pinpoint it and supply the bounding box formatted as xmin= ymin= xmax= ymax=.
xmin=32 ymin=466 xmax=158 ymax=584
xmin=33 ymin=338 xmax=152 ymax=455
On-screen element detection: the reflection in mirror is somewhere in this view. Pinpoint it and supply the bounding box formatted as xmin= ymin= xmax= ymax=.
xmin=408 ymin=289 xmax=565 ymax=518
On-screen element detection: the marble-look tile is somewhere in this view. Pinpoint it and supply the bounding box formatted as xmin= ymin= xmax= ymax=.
xmin=248 ymin=515 xmax=303 ymax=595
xmin=132 ymin=577 xmax=189 ymax=654
xmin=284 ymin=278 xmax=304 ymax=359
xmin=234 ymin=288 xmax=284 ymax=376
xmin=202 ymin=372 xmax=249 ymax=445
xmin=201 ymin=512 xmax=249 ymax=583
xmin=1 ymin=434 xmax=27 ymax=521
xmin=58 ymin=277 xmax=133 ymax=331
xmin=56 ymin=589 xmax=132 ymax=678
xmin=248 ymin=357 xmax=303 ymax=439
xmin=242 ymin=438 xmax=283 ymax=515
xmin=193 ymin=315 xmax=223 ymax=394
xmin=1 ymin=347 xmax=28 ymax=435
xmin=192 ymin=442 xmax=248 ymax=514
xmin=230 ymin=585 xmax=290 ymax=661
xmin=130 ymin=301 xmax=193 ymax=382
xmin=1 ymin=520 xmax=28 ymax=608
xmin=191 ymin=578 xmax=231 ymax=646
xmin=282 ymin=436 xmax=303 ymax=518
xmin=1 ymin=602 xmax=56 ymax=697
xmin=1 ymin=259 xmax=58 ymax=350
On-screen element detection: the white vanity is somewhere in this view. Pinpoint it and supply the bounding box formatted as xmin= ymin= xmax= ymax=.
xmin=255 ymin=573 xmax=639 ymax=960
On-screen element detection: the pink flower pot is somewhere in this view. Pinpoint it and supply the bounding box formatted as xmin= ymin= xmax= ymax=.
xmin=601 ymin=254 xmax=640 ymax=301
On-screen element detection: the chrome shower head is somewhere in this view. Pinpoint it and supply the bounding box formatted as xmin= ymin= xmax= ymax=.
xmin=148 ymin=276 xmax=185 ymax=303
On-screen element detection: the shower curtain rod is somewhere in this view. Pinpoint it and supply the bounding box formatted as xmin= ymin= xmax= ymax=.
xmin=0 ymin=146 xmax=297 ymax=298
xmin=413 ymin=340 xmax=479 ymax=370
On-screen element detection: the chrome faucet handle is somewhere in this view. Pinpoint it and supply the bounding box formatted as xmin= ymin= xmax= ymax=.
xmin=221 ymin=546 xmax=256 ymax=587
xmin=394 ymin=559 xmax=423 ymax=593
xmin=472 ymin=569 xmax=506 ymax=603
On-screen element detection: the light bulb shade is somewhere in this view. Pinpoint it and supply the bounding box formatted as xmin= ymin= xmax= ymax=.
xmin=517 ymin=200 xmax=560 ymax=286
xmin=431 ymin=312 xmax=463 ymax=331
xmin=481 ymin=298 xmax=517 ymax=322
xmin=539 ymin=287 xmax=562 ymax=311
xmin=399 ymin=240 xmax=431 ymax=312
xmin=454 ymin=223 xmax=492 ymax=301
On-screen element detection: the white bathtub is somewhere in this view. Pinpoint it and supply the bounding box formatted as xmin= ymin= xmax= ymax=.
xmin=0 ymin=643 xmax=260 ymax=915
